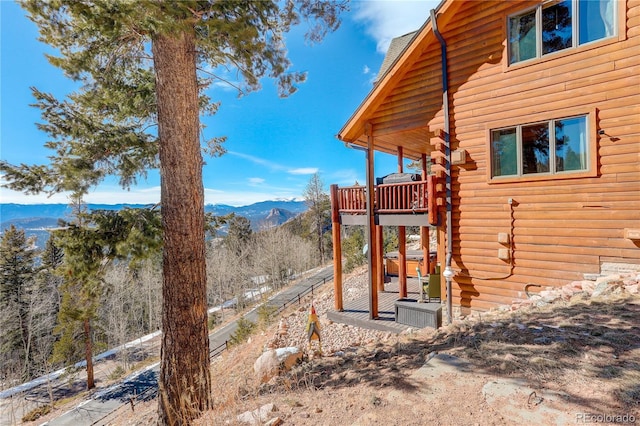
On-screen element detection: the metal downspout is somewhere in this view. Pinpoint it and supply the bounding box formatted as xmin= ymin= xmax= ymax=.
xmin=430 ymin=9 xmax=453 ymax=324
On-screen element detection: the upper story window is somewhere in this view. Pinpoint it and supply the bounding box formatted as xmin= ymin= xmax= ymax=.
xmin=509 ymin=0 xmax=616 ymax=65
xmin=491 ymin=115 xmax=589 ymax=179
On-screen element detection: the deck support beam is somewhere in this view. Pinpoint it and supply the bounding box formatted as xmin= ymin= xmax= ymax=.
xmin=376 ymin=225 xmax=385 ymax=292
xmin=330 ymin=184 xmax=343 ymax=311
xmin=365 ymin=123 xmax=379 ymax=319
xmin=397 ymin=146 xmax=407 ymax=298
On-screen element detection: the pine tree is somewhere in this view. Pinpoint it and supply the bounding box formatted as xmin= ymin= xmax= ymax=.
xmin=225 ymin=215 xmax=253 ymax=257
xmin=0 ymin=225 xmax=37 ymax=381
xmin=50 ymin=200 xmax=105 ymax=390
xmin=1 ymin=2 xmax=346 ymax=422
xmin=303 ymin=173 xmax=331 ymax=264
xmin=50 ymin=200 xmax=162 ymax=390
xmin=31 ymin=237 xmax=64 ymax=378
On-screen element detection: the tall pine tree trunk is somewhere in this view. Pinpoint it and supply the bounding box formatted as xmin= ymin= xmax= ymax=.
xmin=84 ymin=318 xmax=94 ymax=389
xmin=152 ymin=30 xmax=212 ymax=425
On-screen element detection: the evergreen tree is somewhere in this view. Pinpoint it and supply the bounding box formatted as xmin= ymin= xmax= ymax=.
xmin=342 ymin=226 xmax=366 ymax=273
xmin=225 ymin=215 xmax=253 ymax=257
xmin=303 ymin=172 xmax=331 ymax=264
xmin=0 ymin=225 xmax=37 ymax=381
xmin=50 ymin=200 xmax=105 ymax=390
xmin=1 ymin=2 xmax=345 ymax=422
xmin=51 ymin=200 xmax=162 ymax=389
xmin=31 ymin=237 xmax=64 ymax=378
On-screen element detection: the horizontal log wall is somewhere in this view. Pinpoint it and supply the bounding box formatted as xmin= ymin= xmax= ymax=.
xmin=376 ymin=0 xmax=640 ymax=312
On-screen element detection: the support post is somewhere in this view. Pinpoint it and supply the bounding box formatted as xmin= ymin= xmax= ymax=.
xmin=376 ymin=224 xmax=385 ymax=292
xmin=397 ymin=146 xmax=407 ymax=298
xmin=330 ymin=184 xmax=343 ymax=311
xmin=365 ymin=123 xmax=378 ymax=319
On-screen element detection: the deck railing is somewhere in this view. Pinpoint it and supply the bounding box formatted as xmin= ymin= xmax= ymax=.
xmin=335 ymin=178 xmax=433 ymax=215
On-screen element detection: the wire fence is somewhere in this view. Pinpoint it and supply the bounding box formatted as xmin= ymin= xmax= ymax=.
xmin=208 ymin=272 xmax=332 ymax=360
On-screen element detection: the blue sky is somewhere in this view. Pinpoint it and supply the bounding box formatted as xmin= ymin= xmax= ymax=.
xmin=0 ymin=1 xmax=438 ymax=206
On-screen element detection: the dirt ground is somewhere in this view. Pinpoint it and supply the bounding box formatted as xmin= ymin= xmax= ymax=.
xmin=99 ymin=284 xmax=640 ymax=426
xmin=20 ymin=268 xmax=640 ymax=426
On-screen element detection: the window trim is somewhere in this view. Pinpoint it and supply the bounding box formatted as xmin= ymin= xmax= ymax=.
xmin=486 ymin=108 xmax=598 ymax=184
xmin=505 ymin=0 xmax=626 ymax=70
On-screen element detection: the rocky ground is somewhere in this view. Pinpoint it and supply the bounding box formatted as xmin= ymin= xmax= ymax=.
xmin=98 ymin=266 xmax=640 ymax=426
xmin=15 ymin=266 xmax=640 ymax=425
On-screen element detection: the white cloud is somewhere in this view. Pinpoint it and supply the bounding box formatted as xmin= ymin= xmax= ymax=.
xmin=248 ymin=177 xmax=265 ymax=185
xmin=353 ymin=0 xmax=438 ymax=53
xmin=0 ymin=186 xmax=161 ymax=205
xmin=330 ymin=169 xmax=364 ymax=186
xmin=228 ymin=151 xmax=287 ymax=171
xmin=288 ymin=167 xmax=318 ymax=175
xmin=0 ymin=185 xmax=300 ymax=208
xmin=227 ymin=151 xmax=318 ymax=176
xmin=363 ymin=65 xmax=371 ymax=74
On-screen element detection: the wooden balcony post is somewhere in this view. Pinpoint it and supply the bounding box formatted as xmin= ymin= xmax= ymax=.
xmin=376 ymin=224 xmax=385 ymax=292
xmin=398 ymin=226 xmax=407 ymax=297
xmin=397 ymin=146 xmax=407 ymax=298
xmin=365 ymin=123 xmax=378 ymax=319
xmin=330 ymin=184 xmax=343 ymax=311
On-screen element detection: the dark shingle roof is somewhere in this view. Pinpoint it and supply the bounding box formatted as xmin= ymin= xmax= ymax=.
xmin=374 ymin=31 xmax=418 ymax=85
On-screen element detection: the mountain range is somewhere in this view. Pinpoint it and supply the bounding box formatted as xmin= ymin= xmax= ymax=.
xmin=0 ymin=200 xmax=307 ymax=248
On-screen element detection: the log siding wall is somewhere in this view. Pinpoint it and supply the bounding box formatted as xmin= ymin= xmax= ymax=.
xmin=374 ymin=0 xmax=639 ymax=312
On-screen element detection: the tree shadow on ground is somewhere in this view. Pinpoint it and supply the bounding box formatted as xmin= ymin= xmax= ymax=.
xmin=264 ymin=294 xmax=640 ymax=413
xmin=95 ymin=369 xmax=158 ymax=403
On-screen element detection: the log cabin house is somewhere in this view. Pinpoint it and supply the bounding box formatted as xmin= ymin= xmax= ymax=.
xmin=330 ymin=0 xmax=640 ymax=323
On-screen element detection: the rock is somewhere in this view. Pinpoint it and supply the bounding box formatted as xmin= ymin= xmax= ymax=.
xmin=581 ymin=280 xmax=596 ymax=294
xmin=254 ymin=350 xmax=279 ymax=383
xmin=277 ymin=318 xmax=289 ymax=336
xmin=592 ymin=279 xmax=623 ymax=298
xmin=504 ymin=353 xmax=517 ymax=361
xmin=568 ymin=280 xmax=586 ymax=290
xmin=264 ymin=417 xmax=283 ymax=426
xmin=595 ymin=274 xmax=623 ymax=287
xmin=254 ymin=347 xmax=302 ymax=383
xmin=276 ymin=347 xmax=303 ymax=370
xmin=237 ymin=403 xmax=278 ymax=425
xmin=625 ymin=284 xmax=639 ymax=295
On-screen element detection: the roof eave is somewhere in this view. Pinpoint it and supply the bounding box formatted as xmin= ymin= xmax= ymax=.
xmin=337 ymin=0 xmax=452 ymax=145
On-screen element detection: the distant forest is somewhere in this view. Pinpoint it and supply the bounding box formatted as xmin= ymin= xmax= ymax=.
xmin=0 ymin=181 xmax=395 ymax=391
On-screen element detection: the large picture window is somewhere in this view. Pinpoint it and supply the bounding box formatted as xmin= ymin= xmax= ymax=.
xmin=509 ymin=0 xmax=616 ymax=65
xmin=491 ymin=115 xmax=589 ymax=179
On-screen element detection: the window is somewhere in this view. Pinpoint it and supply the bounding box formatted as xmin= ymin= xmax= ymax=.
xmin=491 ymin=115 xmax=589 ymax=178
xmin=509 ymin=0 xmax=616 ymax=65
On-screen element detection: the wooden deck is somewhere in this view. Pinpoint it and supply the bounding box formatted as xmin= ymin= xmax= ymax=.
xmin=327 ymin=276 xmax=442 ymax=333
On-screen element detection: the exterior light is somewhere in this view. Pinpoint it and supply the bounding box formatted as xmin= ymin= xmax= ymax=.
xmin=442 ymin=266 xmax=455 ymax=280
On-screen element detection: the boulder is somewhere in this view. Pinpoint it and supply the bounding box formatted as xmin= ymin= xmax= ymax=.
xmin=625 ymin=284 xmax=639 ymax=295
xmin=581 ymin=280 xmax=596 ymax=294
xmin=276 ymin=346 xmax=303 ymax=370
xmin=254 ymin=347 xmax=302 ymax=383
xmin=237 ymin=403 xmax=278 ymax=425
xmin=254 ymin=350 xmax=279 ymax=383
xmin=592 ymin=278 xmax=623 ymax=298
